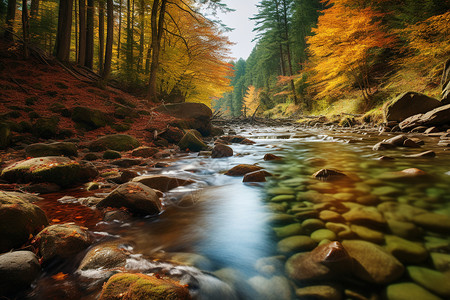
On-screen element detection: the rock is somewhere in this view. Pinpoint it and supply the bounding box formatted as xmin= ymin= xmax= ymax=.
xmin=97 ymin=182 xmax=162 ymax=215
xmin=373 ymin=142 xmax=397 ymax=151
xmin=248 ymin=275 xmax=292 ymax=300
xmin=411 ymin=212 xmax=450 ymax=233
xmin=387 ymin=219 xmax=422 ymax=239
xmin=1 ymin=191 xmax=42 ymax=203
xmin=385 ymin=282 xmax=441 ymax=300
xmin=111 ymin=158 xmax=142 ymax=168
xmin=273 ymin=223 xmax=302 ymax=238
xmin=158 ymin=126 xmax=185 ymax=143
xmin=385 ymin=135 xmax=408 ymax=146
xmin=403 ymin=138 xmax=420 ymax=148
xmin=326 ymin=223 xmax=354 ymax=239
xmin=103 ymin=149 xmax=121 ymax=159
xmin=33 ymin=117 xmax=59 ymax=138
xmin=1 ymin=156 xmax=82 ymax=187
xmin=34 ymin=223 xmax=91 ymax=264
xmin=350 ymin=224 xmax=384 ymax=244
xmin=378 ymin=168 xmax=430 ymax=182
xmin=312 ymin=169 xmax=351 ymax=182
xmin=302 ymin=219 xmax=325 ymax=233
xmin=178 ymin=130 xmax=208 ymax=152
xmin=264 ymin=153 xmax=283 ymax=161
xmin=431 ymin=252 xmax=450 ymax=272
xmin=219 ymin=135 xmax=256 ymax=145
xmin=83 ymin=153 xmax=100 ymax=161
xmin=319 ymin=210 xmax=343 ymax=223
xmin=88 ymin=134 xmax=140 ymax=152
xmin=99 ymin=273 xmax=191 ymax=300
xmin=400 ymin=104 xmax=450 ymax=131
xmin=385 ymin=235 xmax=428 ymax=263
xmin=442 ymin=58 xmax=450 ymax=105
xmin=295 ymin=285 xmax=343 ymax=300
xmin=407 ymin=266 xmax=450 ymax=297
xmin=406 ymin=150 xmax=436 ymax=158
xmin=285 ymin=241 xmax=352 ymax=283
xmin=277 ymin=235 xmax=317 ymax=253
xmin=342 ymin=206 xmax=386 ymax=228
xmin=225 ymin=164 xmax=263 ymax=176
xmin=131 ymin=146 xmax=159 ymax=158
xmin=78 ymin=241 xmax=129 ymax=271
xmin=310 ymin=229 xmax=337 ymax=242
xmin=132 ymin=175 xmax=195 ymax=192
xmin=384 ymin=92 xmax=441 ymax=122
xmin=0 ymin=192 xmax=48 ymax=252
xmin=243 ymin=170 xmax=268 ymax=182
xmin=0 ymin=123 xmax=11 ymax=149
xmin=411 ymin=126 xmax=428 ymax=133
xmin=71 ymin=106 xmax=110 ymax=130
xmin=0 ymin=251 xmax=41 ymax=296
xmin=342 ymin=240 xmax=404 ymax=284
xmin=155 ymin=102 xmax=213 ymax=136
xmin=424 ymin=127 xmax=440 ymax=134
xmin=25 ymin=142 xmax=78 ymax=158
xmin=212 ymin=144 xmax=233 ymax=158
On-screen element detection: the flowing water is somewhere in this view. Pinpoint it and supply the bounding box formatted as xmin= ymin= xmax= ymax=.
xmin=30 ymin=125 xmax=450 ymax=299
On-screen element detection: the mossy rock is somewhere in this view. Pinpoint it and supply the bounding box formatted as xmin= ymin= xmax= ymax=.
xmin=114 ymin=106 xmax=139 ymax=119
xmin=113 ymin=96 xmax=137 ymax=108
xmin=18 ymin=121 xmax=32 ymax=133
xmin=110 ymin=123 xmax=131 ymax=132
xmin=88 ymin=134 xmax=140 ymax=152
xmin=0 ymin=123 xmax=11 ymax=149
xmin=25 ymin=142 xmax=78 ymax=158
xmin=0 ymin=192 xmax=49 ymax=252
xmin=178 ymin=131 xmax=208 ymax=152
xmin=71 ymin=106 xmax=110 ymax=130
xmin=99 ymin=273 xmax=191 ymax=300
xmin=1 ymin=156 xmax=82 ymax=187
xmin=33 ymin=117 xmax=60 ymax=139
xmin=103 ymin=150 xmax=122 ymax=159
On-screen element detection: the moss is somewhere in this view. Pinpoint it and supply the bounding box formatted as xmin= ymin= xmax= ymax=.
xmin=33 ymin=117 xmax=60 ymax=139
xmin=111 ymin=123 xmax=131 ymax=132
xmin=103 ymin=150 xmax=122 ymax=159
xmin=88 ymin=134 xmax=140 ymax=152
xmin=178 ymin=131 xmax=208 ymax=152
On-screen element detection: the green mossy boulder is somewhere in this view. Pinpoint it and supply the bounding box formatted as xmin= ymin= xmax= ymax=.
xmin=0 ymin=192 xmax=49 ymax=252
xmin=33 ymin=117 xmax=59 ymax=139
xmin=103 ymin=150 xmax=122 ymax=159
xmin=1 ymin=156 xmax=82 ymax=187
xmin=99 ymin=273 xmax=191 ymax=300
xmin=25 ymin=142 xmax=78 ymax=158
xmin=88 ymin=134 xmax=140 ymax=152
xmin=178 ymin=131 xmax=208 ymax=152
xmin=71 ymin=106 xmax=110 ymax=130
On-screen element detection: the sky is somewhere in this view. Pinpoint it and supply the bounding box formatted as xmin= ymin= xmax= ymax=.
xmin=212 ymin=0 xmax=260 ymax=61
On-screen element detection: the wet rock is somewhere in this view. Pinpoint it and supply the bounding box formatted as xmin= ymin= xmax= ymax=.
xmin=268 ymin=214 xmax=297 ymax=225
xmin=103 ymin=210 xmax=132 ymax=222
xmin=373 ymin=142 xmax=396 ymax=151
xmin=248 ymin=275 xmax=292 ymax=300
xmin=342 ymin=206 xmax=386 ymax=227
xmin=400 ymin=104 xmax=450 ymax=131
xmin=431 ymin=252 xmax=450 ymax=272
xmin=88 ymin=134 xmax=140 ymax=152
xmin=385 ymin=235 xmax=428 ymax=264
xmin=34 ymin=223 xmax=91 ymax=264
xmin=326 ymin=223 xmax=354 ymax=239
xmin=99 ymin=273 xmax=191 ymax=300
xmin=424 ymin=127 xmax=440 ymax=134
xmin=264 ymin=153 xmax=283 ymax=161
xmin=372 ymin=186 xmax=402 ymax=197
xmin=111 ymin=158 xmax=142 ymax=168
xmin=386 ymin=219 xmax=422 ymax=239
xmin=25 ymin=142 xmax=78 ymax=158
xmin=285 ymin=241 xmax=352 ymax=283
xmin=277 ymin=235 xmax=317 ymax=253
xmin=1 ymin=156 xmax=82 ymax=187
xmin=0 ymin=251 xmax=41 ymax=296
xmin=312 ymin=169 xmax=351 ymax=182
xmin=158 ymin=126 xmax=185 ymax=143
xmin=385 ymin=135 xmax=408 ymax=146
xmin=131 ymin=146 xmax=159 ymax=158
xmin=350 ymin=224 xmax=384 ymax=244
xmin=302 ymin=219 xmax=325 ymax=233
xmin=219 ymin=135 xmax=256 ymax=145
xmin=83 ymin=152 xmax=100 ymax=161
xmin=78 ymin=242 xmax=130 ymax=271
xmin=224 ymin=164 xmax=263 ymax=176
xmin=1 ymin=191 xmax=42 ymax=203
xmin=243 ymin=170 xmax=268 ymax=182
xmin=385 ymin=282 xmax=441 ymax=300
xmin=342 ymin=240 xmax=404 ymax=284
xmin=97 ymin=182 xmax=162 ymax=216
xmin=132 ymin=175 xmax=195 ymax=192
xmin=378 ymin=168 xmax=430 ymax=182
xmin=212 ymin=144 xmax=233 ymax=158
xmin=411 ymin=212 xmax=450 ymax=233
xmin=0 ymin=192 xmax=48 ymax=252
xmin=22 ymin=182 xmax=62 ymax=194
xmin=407 ymin=266 xmax=450 ymax=297
xmin=406 ymin=150 xmax=436 ymax=158
xmin=310 ymin=229 xmax=337 ymax=243
xmin=384 ymin=92 xmax=441 ymax=122
xmin=378 ymin=155 xmax=395 ymax=161
xmin=273 ymin=223 xmax=302 ymax=238
xmin=254 ymin=256 xmax=285 ymax=276
xmin=102 ymin=149 xmax=121 ymax=159
xmin=295 ymin=285 xmax=343 ymax=300
xmin=411 ymin=126 xmax=428 ymax=133
xmin=319 ymin=210 xmax=343 ymax=223
xmin=153 ymin=252 xmax=213 ymax=271
xmin=178 ymin=130 xmax=208 ymax=152
xmin=403 ymin=138 xmax=420 ymax=148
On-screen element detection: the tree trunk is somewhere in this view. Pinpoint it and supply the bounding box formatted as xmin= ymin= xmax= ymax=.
xmin=281 ymin=0 xmax=298 ymax=104
xmin=22 ymin=0 xmax=30 ymax=58
xmin=55 ymin=0 xmax=74 ymax=62
xmin=102 ymin=0 xmax=114 ymax=81
xmin=117 ymin=0 xmax=122 ymax=64
xmin=126 ymin=0 xmax=133 ymax=71
xmin=98 ymin=0 xmax=105 ymax=73
xmin=148 ymin=0 xmax=167 ymax=102
xmin=85 ymin=0 xmax=94 ymax=69
xmin=137 ymin=0 xmax=145 ymax=72
xmin=4 ymin=0 xmax=17 ymax=41
xmin=30 ymin=0 xmax=38 ymax=16
xmin=78 ymin=0 xmax=86 ymax=65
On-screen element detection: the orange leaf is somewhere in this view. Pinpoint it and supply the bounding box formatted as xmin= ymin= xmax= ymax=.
xmin=52 ymin=272 xmax=68 ymax=281
xmin=52 ymin=219 xmax=61 ymax=223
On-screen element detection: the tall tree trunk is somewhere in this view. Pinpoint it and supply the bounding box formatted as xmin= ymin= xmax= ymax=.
xmin=30 ymin=0 xmax=38 ymax=16
xmin=281 ymin=0 xmax=298 ymax=104
xmin=148 ymin=0 xmax=167 ymax=102
xmin=85 ymin=0 xmax=94 ymax=69
xmin=78 ymin=0 xmax=86 ymax=65
xmin=98 ymin=0 xmax=105 ymax=73
xmin=102 ymin=0 xmax=114 ymax=81
xmin=55 ymin=0 xmax=74 ymax=62
xmin=274 ymin=0 xmax=286 ymax=76
xmin=126 ymin=0 xmax=133 ymax=71
xmin=137 ymin=0 xmax=145 ymax=72
xmin=117 ymin=0 xmax=122 ymax=64
xmin=75 ymin=1 xmax=78 ymax=57
xmin=4 ymin=0 xmax=17 ymax=41
xmin=22 ymin=0 xmax=30 ymax=58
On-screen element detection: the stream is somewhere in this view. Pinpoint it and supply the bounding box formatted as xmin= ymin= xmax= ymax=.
xmin=29 ymin=125 xmax=450 ymax=299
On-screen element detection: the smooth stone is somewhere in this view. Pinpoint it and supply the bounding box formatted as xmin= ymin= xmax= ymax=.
xmin=312 ymin=169 xmax=351 ymax=182
xmin=411 ymin=213 xmax=450 ymax=233
xmin=243 ymin=170 xmax=268 ymax=182
xmin=424 ymin=236 xmax=450 ymax=252
xmin=267 ymin=214 xmax=296 ymax=225
xmin=431 ymin=252 xmax=450 ymax=272
xmin=277 ymin=235 xmax=317 ymax=253
xmin=342 ymin=240 xmax=404 ymax=284
xmin=356 ymin=195 xmax=380 ymax=205
xmin=267 ymin=187 xmax=295 ymax=195
xmin=254 ymin=256 xmax=285 ymax=276
xmin=319 ymin=210 xmax=344 ymax=222
xmin=224 ymin=164 xmax=263 ymax=176
xmin=373 ymin=186 xmax=402 ymax=197
xmin=248 ymin=275 xmax=292 ymax=300
xmin=350 ymin=224 xmax=385 ymax=244
xmin=333 ymin=193 xmax=355 ymax=202
xmin=211 ymin=143 xmax=233 ymax=158
xmin=0 ymin=251 xmax=41 ymax=295
xmin=385 ymin=282 xmax=441 ymax=300
xmin=271 ymin=195 xmax=296 ymax=202
xmin=273 ymin=223 xmax=302 ymax=238
xmin=387 ymin=219 xmax=422 ymax=239
xmin=385 ymin=235 xmax=428 ymax=264
xmin=342 ymin=206 xmax=386 ymax=227
xmin=309 ymin=182 xmax=335 ymax=193
xmin=301 ymin=219 xmax=325 ymax=234
xmin=132 ymin=174 xmax=195 ymax=192
xmin=295 ymin=285 xmax=343 ymax=300
xmin=407 ymin=266 xmax=450 ymax=297
xmin=326 ymin=222 xmax=355 ymax=239
xmin=311 ymin=229 xmax=337 ymax=242
xmin=406 ymin=150 xmax=436 ymax=158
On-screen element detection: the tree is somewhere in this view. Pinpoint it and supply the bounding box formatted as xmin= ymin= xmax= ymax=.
xmin=78 ymin=0 xmax=87 ymax=65
xmin=98 ymin=0 xmax=105 ymax=73
xmin=22 ymin=0 xmax=30 ymax=58
xmin=101 ymin=0 xmax=114 ymax=82
xmin=85 ymin=0 xmax=94 ymax=68
xmin=54 ymin=0 xmax=74 ymax=62
xmin=4 ymin=0 xmax=16 ymax=41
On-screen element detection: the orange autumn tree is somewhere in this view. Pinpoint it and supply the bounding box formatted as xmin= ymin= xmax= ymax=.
xmin=307 ymin=0 xmax=394 ymax=106
xmin=242 ymin=85 xmax=260 ymax=117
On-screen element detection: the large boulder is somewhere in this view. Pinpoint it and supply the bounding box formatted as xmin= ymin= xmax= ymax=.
xmin=1 ymin=156 xmax=82 ymax=187
xmin=442 ymin=58 xmax=450 ymax=105
xmin=0 ymin=123 xmax=11 ymax=149
xmin=0 ymin=192 xmax=48 ymax=252
xmin=99 ymin=273 xmax=191 ymax=300
xmin=384 ymin=92 xmax=441 ymax=122
xmin=155 ymin=103 xmax=213 ymax=136
xmin=0 ymin=251 xmax=41 ymax=296
xmin=25 ymin=142 xmax=78 ymax=157
xmin=88 ymin=134 xmax=140 ymax=152
xmin=71 ymin=106 xmax=110 ymax=130
xmin=34 ymin=223 xmax=91 ymax=264
xmin=78 ymin=241 xmax=130 ymax=271
xmin=132 ymin=175 xmax=195 ymax=192
xmin=96 ymin=182 xmax=162 ymax=216
xmin=399 ymin=104 xmax=450 ymax=131
xmin=178 ymin=130 xmax=208 ymax=152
